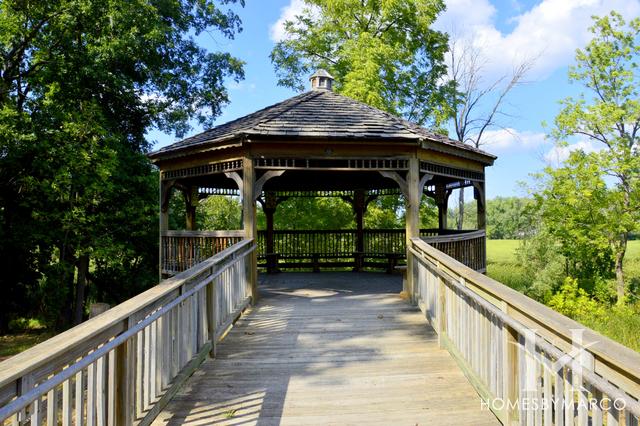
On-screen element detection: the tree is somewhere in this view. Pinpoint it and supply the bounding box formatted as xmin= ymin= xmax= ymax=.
xmin=0 ymin=0 xmax=245 ymax=330
xmin=533 ymin=152 xmax=616 ymax=282
xmin=485 ymin=197 xmax=533 ymax=239
xmin=447 ymin=38 xmax=533 ymax=229
xmin=548 ymin=11 xmax=640 ymax=304
xmin=270 ymin=0 xmax=453 ymax=128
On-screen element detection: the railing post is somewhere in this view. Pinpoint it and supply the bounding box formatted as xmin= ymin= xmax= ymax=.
xmin=242 ymin=157 xmax=258 ymax=303
xmin=115 ymin=320 xmax=135 ymax=426
xmin=437 ymin=274 xmax=446 ymax=348
xmin=405 ymin=157 xmax=420 ymax=299
xmin=502 ymin=303 xmax=519 ymax=425
xmin=206 ymin=277 xmax=217 ymax=358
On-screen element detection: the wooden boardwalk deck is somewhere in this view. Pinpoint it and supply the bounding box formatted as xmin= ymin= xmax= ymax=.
xmin=153 ymin=272 xmax=499 ymax=425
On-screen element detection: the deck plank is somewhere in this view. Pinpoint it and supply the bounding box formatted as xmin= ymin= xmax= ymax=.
xmin=153 ymin=272 xmax=499 ymax=425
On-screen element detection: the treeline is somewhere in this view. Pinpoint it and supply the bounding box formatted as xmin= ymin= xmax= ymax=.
xmin=0 ymin=0 xmax=245 ymax=332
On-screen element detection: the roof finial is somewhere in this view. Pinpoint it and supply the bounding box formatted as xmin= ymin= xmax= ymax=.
xmin=309 ymin=69 xmax=334 ymax=91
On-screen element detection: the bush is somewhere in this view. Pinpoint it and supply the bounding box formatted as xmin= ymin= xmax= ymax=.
xmin=548 ymin=277 xmax=606 ymax=320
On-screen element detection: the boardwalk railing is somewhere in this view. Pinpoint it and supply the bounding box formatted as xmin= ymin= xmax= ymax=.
xmin=161 ymin=230 xmax=244 ymax=275
xmin=0 ymin=239 xmax=255 ymax=426
xmin=256 ymin=228 xmax=485 ymax=272
xmin=409 ymin=237 xmax=640 ymax=425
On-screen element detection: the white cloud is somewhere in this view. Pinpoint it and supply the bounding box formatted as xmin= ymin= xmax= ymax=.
xmin=228 ymin=81 xmax=257 ymax=92
xmin=270 ymin=0 xmax=317 ymax=42
xmin=479 ymin=128 xmax=547 ymax=152
xmin=543 ymin=139 xmax=601 ymax=164
xmin=437 ymin=0 xmax=640 ymax=79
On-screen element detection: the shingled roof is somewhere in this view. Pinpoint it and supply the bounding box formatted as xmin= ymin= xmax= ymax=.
xmin=149 ymin=90 xmax=496 ymax=161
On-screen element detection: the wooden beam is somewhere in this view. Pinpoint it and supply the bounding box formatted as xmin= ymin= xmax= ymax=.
xmin=419 ymin=173 xmax=434 ymax=194
xmin=253 ymin=170 xmax=285 ymax=200
xmin=379 ymin=171 xmax=408 ymax=197
xmin=473 ymin=181 xmax=486 ymax=230
xmin=225 ymin=171 xmax=243 ymax=193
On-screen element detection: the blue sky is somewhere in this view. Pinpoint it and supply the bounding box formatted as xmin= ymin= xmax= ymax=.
xmin=148 ymin=0 xmax=640 ymax=199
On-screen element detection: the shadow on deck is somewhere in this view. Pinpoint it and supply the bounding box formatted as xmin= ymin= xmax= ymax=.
xmin=153 ymin=272 xmax=499 ymax=425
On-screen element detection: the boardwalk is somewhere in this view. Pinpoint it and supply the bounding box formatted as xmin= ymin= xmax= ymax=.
xmin=154 ymin=272 xmax=499 ymax=425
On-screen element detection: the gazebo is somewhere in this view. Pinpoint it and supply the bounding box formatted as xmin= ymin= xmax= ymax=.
xmin=149 ymin=70 xmax=496 ymax=300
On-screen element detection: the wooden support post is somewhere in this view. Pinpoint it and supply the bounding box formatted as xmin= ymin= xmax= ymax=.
xmin=435 ymin=183 xmax=449 ymax=232
xmin=353 ymin=190 xmax=365 ymax=272
xmin=473 ymin=181 xmax=486 ymax=230
xmin=184 ymin=186 xmax=198 ymax=231
xmin=242 ymin=158 xmax=258 ymax=303
xmin=264 ymin=192 xmax=277 ymax=273
xmin=159 ymin=179 xmax=171 ymax=281
xmin=406 ymin=157 xmax=420 ymax=299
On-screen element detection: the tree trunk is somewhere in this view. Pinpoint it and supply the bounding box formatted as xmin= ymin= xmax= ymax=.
xmin=614 ymin=234 xmax=627 ymax=306
xmin=74 ymin=254 xmax=90 ymax=325
xmin=59 ymin=243 xmax=76 ymax=328
xmin=457 ymin=189 xmax=464 ymax=230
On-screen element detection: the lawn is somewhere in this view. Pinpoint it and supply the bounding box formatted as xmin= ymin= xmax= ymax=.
xmin=0 ymin=331 xmax=53 ymax=362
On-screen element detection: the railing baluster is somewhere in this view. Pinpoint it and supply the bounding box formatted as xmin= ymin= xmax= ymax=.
xmin=96 ymin=356 xmax=105 ymax=426
xmin=107 ymin=350 xmax=116 ymax=426
xmin=75 ymin=370 xmax=84 ymax=426
xmin=87 ymin=362 xmax=96 ymax=426
xmin=62 ymin=378 xmax=71 ymax=426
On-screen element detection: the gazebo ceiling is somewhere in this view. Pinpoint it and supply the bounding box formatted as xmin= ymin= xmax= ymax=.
xmin=148 ymin=88 xmax=496 ymax=165
xmin=175 ymin=168 xmax=460 ymax=193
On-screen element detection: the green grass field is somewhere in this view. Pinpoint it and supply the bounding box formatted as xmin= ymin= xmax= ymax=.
xmin=486 ymin=239 xmax=640 ymax=352
xmin=487 ymin=240 xmax=640 ymax=272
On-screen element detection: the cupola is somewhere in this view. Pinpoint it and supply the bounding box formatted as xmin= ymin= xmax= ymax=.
xmin=309 ymin=69 xmax=334 ymax=91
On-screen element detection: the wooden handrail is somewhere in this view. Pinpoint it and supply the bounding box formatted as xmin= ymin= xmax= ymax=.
xmin=162 ymin=230 xmax=244 ymax=238
xmin=409 ymin=237 xmax=640 ymax=424
xmin=422 ymin=229 xmax=486 ymax=243
xmin=0 ymin=239 xmax=255 ymax=425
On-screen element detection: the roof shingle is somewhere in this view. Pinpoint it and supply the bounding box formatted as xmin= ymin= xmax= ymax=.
xmin=149 ymin=90 xmax=496 ymax=161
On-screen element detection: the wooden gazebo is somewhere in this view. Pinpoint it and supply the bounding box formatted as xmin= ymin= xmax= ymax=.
xmin=149 ymin=70 xmax=496 ymax=300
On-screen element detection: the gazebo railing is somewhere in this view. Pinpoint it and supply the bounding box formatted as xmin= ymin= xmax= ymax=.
xmin=256 ymin=228 xmax=485 ymax=272
xmin=160 ymin=229 xmax=486 ymax=275
xmin=161 ymin=230 xmax=244 ymax=275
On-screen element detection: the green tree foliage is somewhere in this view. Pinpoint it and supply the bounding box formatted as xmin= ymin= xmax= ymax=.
xmin=270 ymin=0 xmax=453 ymax=127
xmin=198 ymin=196 xmax=242 ymax=230
xmin=0 ymin=0 xmax=244 ymax=330
xmin=534 ymin=153 xmax=616 ymax=279
xmin=273 ymin=198 xmax=355 ymax=230
xmin=447 ymin=197 xmax=476 ymax=230
xmin=169 ymin=193 xmax=242 ymax=231
xmin=366 ymin=196 xmax=403 ymax=228
xmin=544 ymin=12 xmax=640 ymax=304
xmin=486 ymin=197 xmax=533 ymax=239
